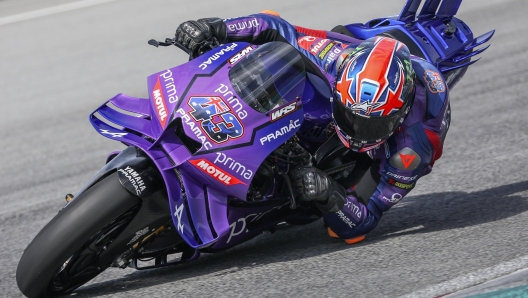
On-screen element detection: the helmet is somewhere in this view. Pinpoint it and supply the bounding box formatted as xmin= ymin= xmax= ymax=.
xmin=333 ymin=37 xmax=415 ymax=152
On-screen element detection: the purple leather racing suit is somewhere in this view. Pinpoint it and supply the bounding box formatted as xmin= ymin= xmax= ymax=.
xmin=223 ymin=13 xmax=450 ymax=240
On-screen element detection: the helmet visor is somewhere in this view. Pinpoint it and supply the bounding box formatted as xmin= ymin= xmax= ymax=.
xmin=332 ymin=99 xmax=407 ymax=143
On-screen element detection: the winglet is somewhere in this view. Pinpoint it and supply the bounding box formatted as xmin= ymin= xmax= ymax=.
xmin=418 ymin=0 xmax=442 ymax=19
xmin=398 ymin=0 xmax=422 ymax=22
xmin=438 ymin=30 xmax=494 ymax=72
xmin=439 ymin=58 xmax=480 ymax=72
xmin=400 ymin=0 xmax=464 ymax=21
xmin=451 ymin=45 xmax=490 ymax=63
xmin=464 ymin=30 xmax=495 ymax=51
xmin=436 ymin=0 xmax=463 ymax=17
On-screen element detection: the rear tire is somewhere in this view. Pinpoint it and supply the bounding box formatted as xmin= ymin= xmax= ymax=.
xmin=16 ymin=172 xmax=142 ymax=298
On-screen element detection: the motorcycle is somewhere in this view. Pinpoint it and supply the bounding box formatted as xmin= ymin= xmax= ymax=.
xmin=16 ymin=0 xmax=494 ymax=296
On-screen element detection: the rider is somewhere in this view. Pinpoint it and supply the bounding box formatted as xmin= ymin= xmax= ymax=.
xmin=175 ymin=11 xmax=450 ymax=244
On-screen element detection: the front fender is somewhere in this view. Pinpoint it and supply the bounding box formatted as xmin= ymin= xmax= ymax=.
xmin=74 ymin=145 xmax=204 ymax=249
xmin=74 ymin=146 xmax=160 ymax=199
xmin=68 ymin=146 xmax=180 ymax=253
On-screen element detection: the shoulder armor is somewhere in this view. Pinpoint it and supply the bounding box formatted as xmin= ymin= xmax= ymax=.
xmin=411 ymin=59 xmax=448 ymax=119
xmin=389 ymin=147 xmax=421 ymax=171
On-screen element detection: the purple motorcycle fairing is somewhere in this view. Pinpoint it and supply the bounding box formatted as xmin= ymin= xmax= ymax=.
xmin=296 ymin=73 xmax=335 ymax=153
xmin=90 ymin=41 xmax=308 ymax=249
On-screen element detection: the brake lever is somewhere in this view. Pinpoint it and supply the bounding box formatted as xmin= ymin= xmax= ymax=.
xmin=148 ymin=37 xmax=220 ymax=61
xmin=148 ymin=38 xmax=193 ymax=57
xmin=148 ymin=38 xmax=173 ymax=47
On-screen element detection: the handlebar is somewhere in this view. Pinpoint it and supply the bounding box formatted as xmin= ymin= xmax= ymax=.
xmin=148 ymin=37 xmax=220 ymax=61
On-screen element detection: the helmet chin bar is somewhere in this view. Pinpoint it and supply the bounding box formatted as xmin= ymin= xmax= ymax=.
xmin=334 ymin=123 xmax=385 ymax=153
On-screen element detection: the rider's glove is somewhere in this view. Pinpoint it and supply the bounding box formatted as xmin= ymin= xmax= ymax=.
xmin=175 ymin=18 xmax=227 ymax=53
xmin=290 ymin=167 xmax=346 ymax=213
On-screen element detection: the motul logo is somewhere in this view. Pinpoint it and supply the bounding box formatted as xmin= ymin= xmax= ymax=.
xmin=152 ymin=78 xmax=168 ymax=128
xmin=270 ymin=102 xmax=297 ymax=121
xmin=311 ymin=39 xmax=329 ymax=54
xmin=190 ymin=159 xmax=246 ymax=186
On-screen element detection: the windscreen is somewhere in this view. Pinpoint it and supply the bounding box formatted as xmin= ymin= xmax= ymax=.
xmin=229 ymin=42 xmax=306 ymax=113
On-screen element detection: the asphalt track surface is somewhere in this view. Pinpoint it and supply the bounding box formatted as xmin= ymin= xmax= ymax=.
xmin=1 ymin=0 xmax=527 ymax=297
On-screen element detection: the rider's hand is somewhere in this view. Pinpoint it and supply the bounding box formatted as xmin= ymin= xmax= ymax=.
xmin=175 ymin=18 xmax=226 ymax=53
xmin=175 ymin=20 xmax=213 ymax=52
xmin=291 ymin=167 xmax=331 ymax=202
xmin=290 ymin=167 xmax=346 ymax=213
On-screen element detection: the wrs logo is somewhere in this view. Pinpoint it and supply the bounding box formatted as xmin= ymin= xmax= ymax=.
xmin=270 ymin=102 xmax=297 ymax=121
xmin=229 ymin=46 xmax=253 ymax=65
xmin=152 ymin=77 xmax=168 ymax=128
xmin=190 ymin=159 xmax=246 ymax=186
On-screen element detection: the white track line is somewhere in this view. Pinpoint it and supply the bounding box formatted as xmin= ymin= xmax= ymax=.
xmin=0 ymin=0 xmax=117 ymax=26
xmin=399 ymin=255 xmax=528 ymax=298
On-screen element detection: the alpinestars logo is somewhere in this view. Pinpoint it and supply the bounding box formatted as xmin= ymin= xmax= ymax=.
xmin=100 ymin=129 xmax=127 ymax=138
xmin=190 ymin=158 xmax=246 ymax=186
xmin=152 ymin=77 xmax=168 ymax=128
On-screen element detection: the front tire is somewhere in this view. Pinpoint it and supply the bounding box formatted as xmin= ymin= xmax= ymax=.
xmin=16 ymin=172 xmax=142 ymax=298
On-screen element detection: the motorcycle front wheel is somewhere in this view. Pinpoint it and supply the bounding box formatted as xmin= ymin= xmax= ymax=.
xmin=16 ymin=172 xmax=142 ymax=298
